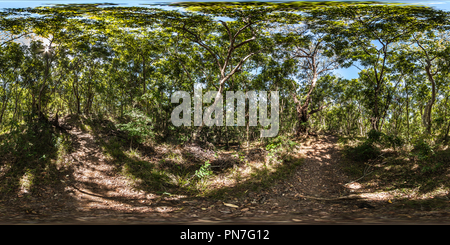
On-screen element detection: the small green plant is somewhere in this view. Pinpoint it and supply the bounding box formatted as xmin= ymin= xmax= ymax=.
xmin=266 ymin=142 xmax=281 ymax=151
xmin=194 ymin=160 xmax=213 ymax=179
xmin=337 ymin=136 xmax=349 ymax=145
xmin=287 ymin=140 xmax=298 ymax=149
xmin=266 ymin=136 xmax=297 ymax=152
xmin=410 ymin=138 xmax=443 ymax=173
xmin=265 ymin=135 xmax=283 ymax=151
xmin=193 ymin=160 xmax=214 ymax=192
xmin=267 ymin=151 xmax=277 ymax=163
xmin=238 ymin=152 xmax=247 ymax=163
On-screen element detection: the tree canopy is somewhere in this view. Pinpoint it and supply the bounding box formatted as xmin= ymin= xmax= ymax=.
xmin=0 ymin=1 xmax=450 ymax=172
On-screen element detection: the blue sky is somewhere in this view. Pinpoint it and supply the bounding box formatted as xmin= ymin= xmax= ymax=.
xmin=1 ymin=0 xmax=449 ymax=80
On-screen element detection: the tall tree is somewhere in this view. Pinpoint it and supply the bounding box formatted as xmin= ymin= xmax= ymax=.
xmin=406 ymin=30 xmax=450 ymax=134
xmin=313 ymin=4 xmax=449 ymax=131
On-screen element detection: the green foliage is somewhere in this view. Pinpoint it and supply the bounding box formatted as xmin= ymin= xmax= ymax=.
xmin=367 ymin=129 xmax=403 ymax=150
xmin=194 ymin=160 xmax=213 ymax=179
xmin=265 ymin=141 xmax=281 ymax=151
xmin=1 ymin=2 xmax=450 ymax=202
xmin=421 ymin=162 xmax=444 ymax=174
xmin=0 ymin=119 xmax=70 ymax=194
xmin=367 ymin=129 xmax=384 ymax=142
xmin=383 ymin=134 xmax=403 ymax=150
xmin=265 ymin=135 xmax=297 ymax=152
xmin=1 ymin=120 xmax=55 ymax=160
xmin=116 ymin=108 xmax=154 ymax=144
xmin=412 ymin=138 xmax=434 ymax=161
xmin=346 ymin=140 xmax=381 ymax=162
xmin=266 ymin=136 xmax=282 ymax=151
xmin=346 ymin=130 xmax=403 ymax=162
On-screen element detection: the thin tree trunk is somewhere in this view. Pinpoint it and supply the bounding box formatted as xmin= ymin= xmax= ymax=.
xmin=0 ymin=81 xmax=10 ymax=126
xmin=12 ymin=86 xmax=23 ymax=122
xmin=422 ymin=65 xmax=436 ymax=135
xmin=406 ymin=79 xmax=410 ymax=143
xmin=246 ymin=112 xmax=250 ymax=148
xmin=444 ymin=121 xmax=450 ymax=143
xmin=0 ymin=101 xmax=7 ymax=127
xmin=73 ymin=76 xmax=81 ymax=115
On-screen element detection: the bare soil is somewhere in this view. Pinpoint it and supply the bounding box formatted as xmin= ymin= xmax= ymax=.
xmin=1 ymin=128 xmax=450 ymax=224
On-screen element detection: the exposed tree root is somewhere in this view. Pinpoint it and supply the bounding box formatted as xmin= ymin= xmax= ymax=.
xmin=296 ymin=194 xmax=361 ymax=201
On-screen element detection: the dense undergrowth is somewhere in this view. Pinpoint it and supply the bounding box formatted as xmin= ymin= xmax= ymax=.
xmin=84 ymin=115 xmax=304 ymax=199
xmin=0 ymin=114 xmax=304 ymax=200
xmin=340 ymin=131 xmax=450 ymax=205
xmin=0 ymin=119 xmax=73 ymax=195
xmin=3 ymin=111 xmax=449 ymax=207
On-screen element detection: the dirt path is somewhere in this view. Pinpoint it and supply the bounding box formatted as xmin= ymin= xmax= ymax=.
xmin=2 ymin=132 xmax=450 ymax=224
xmin=64 ymin=128 xmax=156 ymax=213
xmin=294 ymin=135 xmax=349 ymax=198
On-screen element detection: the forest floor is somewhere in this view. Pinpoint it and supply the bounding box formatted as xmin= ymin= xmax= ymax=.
xmin=1 ymin=120 xmax=450 ymax=224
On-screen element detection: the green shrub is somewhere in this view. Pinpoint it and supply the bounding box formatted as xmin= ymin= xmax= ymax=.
xmin=368 ymin=129 xmax=384 ymax=143
xmin=194 ymin=160 xmax=213 ymax=179
xmin=116 ymin=108 xmax=154 ymax=144
xmin=383 ymin=134 xmax=403 ymax=150
xmin=265 ymin=135 xmax=297 ymax=152
xmin=345 ymin=130 xmax=403 ymax=162
xmin=367 ymin=129 xmax=403 ymax=150
xmin=347 ymin=140 xmax=380 ymax=162
xmin=421 ymin=162 xmax=443 ymax=173
xmin=412 ymin=138 xmax=434 ymax=161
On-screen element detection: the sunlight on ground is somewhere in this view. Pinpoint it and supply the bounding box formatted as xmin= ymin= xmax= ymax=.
xmin=19 ymin=170 xmax=34 ymax=194
xmin=359 ymin=192 xmax=394 ymax=200
xmin=345 ymin=182 xmax=362 ymax=190
xmin=346 ymin=181 xmax=450 ymax=202
xmin=71 ymin=185 xmax=186 ymax=213
xmin=0 ymin=164 xmax=11 ymax=179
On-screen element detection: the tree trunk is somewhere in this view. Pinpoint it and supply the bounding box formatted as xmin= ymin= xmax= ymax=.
xmin=84 ymin=92 xmax=94 ymax=115
xmin=0 ymin=101 xmax=7 ymax=127
xmin=192 ymin=77 xmax=227 ymax=141
xmin=187 ymin=19 xmax=258 ymax=142
xmin=246 ymin=111 xmax=250 ymax=148
xmin=444 ymin=121 xmax=450 ymax=143
xmin=0 ymin=81 xmax=10 ymax=126
xmin=422 ymin=65 xmax=436 ymax=135
xmin=12 ymin=88 xmax=20 ymax=122
xmin=73 ymin=80 xmax=81 ymax=115
xmin=142 ymin=52 xmax=148 ymax=113
xmin=37 ymin=54 xmax=52 ymax=120
xmin=293 ymin=72 xmax=318 ymax=136
xmin=296 ymin=106 xmax=309 ymax=136
xmin=370 ymin=93 xmax=380 ymax=131
xmin=405 ymin=79 xmax=410 ymax=143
